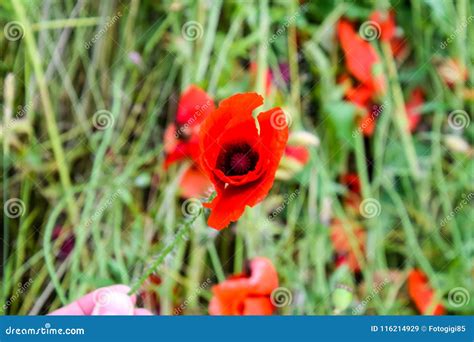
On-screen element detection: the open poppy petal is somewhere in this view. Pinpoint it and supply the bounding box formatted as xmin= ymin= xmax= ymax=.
xmin=204 ymin=182 xmax=265 ymax=230
xmin=247 ymin=257 xmax=279 ymax=295
xmin=179 ymin=165 xmax=213 ymax=199
xmin=200 ymin=92 xmax=263 ymax=154
xmin=176 ymin=85 xmax=215 ymax=127
xmin=242 ymin=297 xmax=275 ymax=315
xmin=209 ymin=257 xmax=279 ymax=316
xmin=338 ymin=19 xmax=386 ymax=95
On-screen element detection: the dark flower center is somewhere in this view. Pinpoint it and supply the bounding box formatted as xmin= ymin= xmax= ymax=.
xmin=217 ymin=143 xmax=259 ymax=176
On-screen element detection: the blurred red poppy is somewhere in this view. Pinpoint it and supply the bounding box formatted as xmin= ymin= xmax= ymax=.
xmin=337 ymin=19 xmax=386 ymax=96
xmin=340 ymin=173 xmax=361 ymax=195
xmin=330 ymin=219 xmax=366 ymax=272
xmin=199 ymin=93 xmax=289 ymax=230
xmin=164 ymin=85 xmax=215 ymax=168
xmin=179 ymin=165 xmax=213 ymax=199
xmin=277 ymin=131 xmax=318 ymax=181
xmin=408 ymin=269 xmax=445 ymax=315
xmin=339 ymin=75 xmax=381 ymax=137
xmin=405 ymin=88 xmax=425 ymax=132
xmin=163 ymin=85 xmax=215 ymax=198
xmin=369 ymin=10 xmax=409 ymax=62
xmin=209 ymin=257 xmax=279 ymax=315
xmin=284 ymin=145 xmax=309 ymax=165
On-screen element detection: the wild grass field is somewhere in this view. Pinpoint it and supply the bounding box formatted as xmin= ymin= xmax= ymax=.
xmin=1 ymin=0 xmax=473 ymax=316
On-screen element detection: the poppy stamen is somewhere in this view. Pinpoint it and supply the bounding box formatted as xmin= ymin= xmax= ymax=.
xmin=217 ymin=143 xmax=259 ymax=176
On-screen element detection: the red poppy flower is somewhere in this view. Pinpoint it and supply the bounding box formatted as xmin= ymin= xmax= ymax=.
xmin=337 ymin=19 xmax=386 ymax=96
xmin=199 ymin=93 xmax=289 ymax=230
xmin=209 ymin=257 xmax=279 ymax=315
xmin=164 ymin=85 xmax=215 ymax=168
xmin=405 ymin=88 xmax=425 ymax=132
xmin=369 ymin=10 xmax=396 ymax=43
xmin=330 ymin=219 xmax=366 ymax=272
xmin=408 ymin=269 xmax=445 ymax=315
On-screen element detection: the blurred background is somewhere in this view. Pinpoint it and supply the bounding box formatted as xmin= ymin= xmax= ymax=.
xmin=1 ymin=0 xmax=473 ymax=315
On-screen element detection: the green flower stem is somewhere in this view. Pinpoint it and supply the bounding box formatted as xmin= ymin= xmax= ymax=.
xmin=44 ymin=198 xmax=70 ymax=305
xmin=354 ymin=133 xmax=372 ymax=200
xmin=381 ymin=42 xmax=421 ymax=180
xmin=128 ymin=216 xmax=197 ymax=295
xmin=208 ymin=243 xmax=226 ymax=283
xmin=384 ymin=179 xmax=435 ymax=279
